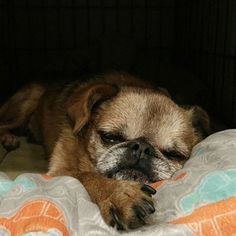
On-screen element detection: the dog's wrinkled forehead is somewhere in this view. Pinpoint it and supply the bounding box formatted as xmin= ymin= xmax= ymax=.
xmin=96 ymin=87 xmax=191 ymax=149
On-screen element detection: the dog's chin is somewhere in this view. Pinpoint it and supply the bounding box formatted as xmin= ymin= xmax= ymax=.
xmin=110 ymin=169 xmax=150 ymax=183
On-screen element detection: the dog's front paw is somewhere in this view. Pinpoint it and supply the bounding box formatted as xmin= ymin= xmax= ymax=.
xmin=1 ymin=133 xmax=20 ymax=152
xmin=98 ymin=181 xmax=156 ymax=230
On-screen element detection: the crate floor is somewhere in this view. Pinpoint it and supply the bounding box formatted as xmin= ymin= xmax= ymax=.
xmin=0 ymin=137 xmax=48 ymax=179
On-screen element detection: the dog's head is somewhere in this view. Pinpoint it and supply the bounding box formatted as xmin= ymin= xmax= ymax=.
xmin=67 ymin=74 xmax=210 ymax=183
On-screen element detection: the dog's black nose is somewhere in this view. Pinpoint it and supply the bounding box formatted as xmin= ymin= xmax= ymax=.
xmin=129 ymin=138 xmax=155 ymax=160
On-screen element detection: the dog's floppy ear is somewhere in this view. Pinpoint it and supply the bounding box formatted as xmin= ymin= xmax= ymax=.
xmin=67 ymin=83 xmax=119 ymax=134
xmin=183 ymin=105 xmax=211 ymax=139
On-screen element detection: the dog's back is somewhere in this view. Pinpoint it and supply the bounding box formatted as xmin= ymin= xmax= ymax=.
xmin=0 ymin=72 xmax=151 ymax=155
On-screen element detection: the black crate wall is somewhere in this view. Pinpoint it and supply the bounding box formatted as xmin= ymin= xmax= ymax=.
xmin=1 ymin=0 xmax=236 ymax=126
xmin=0 ymin=0 xmax=13 ymax=98
xmin=1 ymin=0 xmax=175 ymax=90
xmin=175 ymin=0 xmax=236 ymax=126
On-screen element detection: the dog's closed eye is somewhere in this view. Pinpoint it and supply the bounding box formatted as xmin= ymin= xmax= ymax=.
xmin=162 ymin=150 xmax=187 ymax=161
xmin=98 ymin=131 xmax=125 ymax=144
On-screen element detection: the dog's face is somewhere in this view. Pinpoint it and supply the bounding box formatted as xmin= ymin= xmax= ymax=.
xmin=68 ymin=77 xmax=210 ymax=183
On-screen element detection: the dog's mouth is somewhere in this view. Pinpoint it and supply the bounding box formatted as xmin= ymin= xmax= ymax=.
xmin=107 ymin=167 xmax=150 ymax=183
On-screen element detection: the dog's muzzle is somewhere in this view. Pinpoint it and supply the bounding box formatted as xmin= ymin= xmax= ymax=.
xmin=109 ymin=138 xmax=156 ymax=183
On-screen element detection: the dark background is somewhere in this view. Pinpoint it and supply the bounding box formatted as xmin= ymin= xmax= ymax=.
xmin=1 ymin=0 xmax=236 ymax=129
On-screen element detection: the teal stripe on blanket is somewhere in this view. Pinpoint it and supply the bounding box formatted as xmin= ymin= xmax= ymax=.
xmin=0 ymin=175 xmax=37 ymax=196
xmin=180 ymin=169 xmax=236 ymax=213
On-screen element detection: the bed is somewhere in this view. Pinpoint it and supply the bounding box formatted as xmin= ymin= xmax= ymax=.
xmin=0 ymin=129 xmax=236 ymax=235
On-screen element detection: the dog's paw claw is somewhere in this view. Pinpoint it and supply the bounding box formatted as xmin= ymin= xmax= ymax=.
xmin=142 ymin=198 xmax=155 ymax=214
xmin=110 ymin=208 xmax=124 ymax=230
xmin=133 ymin=205 xmax=147 ymax=224
xmin=141 ymin=184 xmax=156 ymax=195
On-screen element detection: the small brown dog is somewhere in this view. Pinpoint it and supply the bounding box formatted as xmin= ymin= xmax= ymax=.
xmin=0 ymin=72 xmax=210 ymax=230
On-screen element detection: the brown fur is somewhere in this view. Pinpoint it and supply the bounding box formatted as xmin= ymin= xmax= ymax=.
xmin=0 ymin=72 xmax=210 ymax=230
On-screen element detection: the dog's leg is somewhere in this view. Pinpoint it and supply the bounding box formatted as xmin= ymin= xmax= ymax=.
xmin=77 ymin=172 xmax=156 ymax=230
xmin=50 ymin=168 xmax=155 ymax=230
xmin=0 ymin=83 xmax=45 ymax=151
